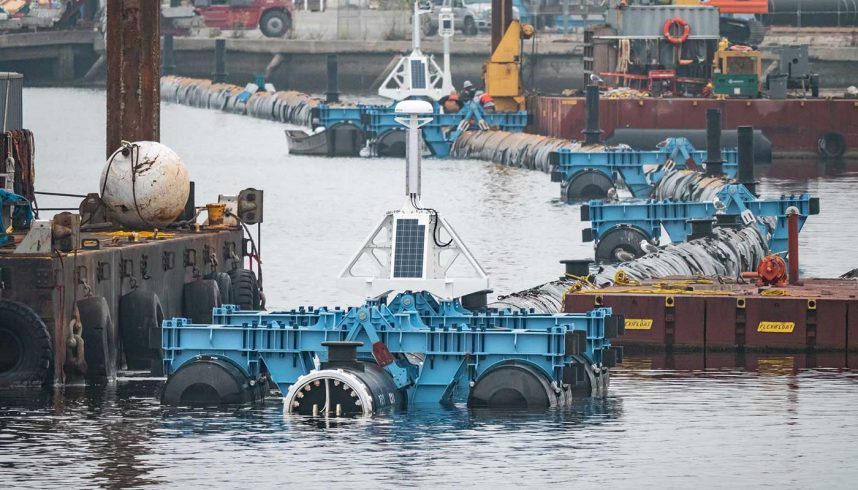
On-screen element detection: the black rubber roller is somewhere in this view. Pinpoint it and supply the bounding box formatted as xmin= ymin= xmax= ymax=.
xmin=161 ymin=357 xmax=264 ymax=407
xmin=562 ymin=169 xmax=614 ymax=203
xmin=468 ymin=362 xmax=556 ymax=409
xmin=595 ymin=226 xmax=650 ymax=263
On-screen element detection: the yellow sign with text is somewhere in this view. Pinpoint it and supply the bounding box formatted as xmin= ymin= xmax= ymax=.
xmin=625 ymin=319 xmax=653 ymax=330
xmin=757 ymin=321 xmax=795 ymax=333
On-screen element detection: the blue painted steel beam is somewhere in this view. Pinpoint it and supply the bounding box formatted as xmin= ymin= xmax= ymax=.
xmin=552 ymin=138 xmax=739 ymax=198
xmin=582 ymin=185 xmax=818 ymax=254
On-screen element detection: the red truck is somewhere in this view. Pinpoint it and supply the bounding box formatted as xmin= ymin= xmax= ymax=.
xmin=192 ymin=0 xmax=294 ymax=38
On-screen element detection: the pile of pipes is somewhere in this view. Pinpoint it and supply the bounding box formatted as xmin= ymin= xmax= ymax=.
xmin=159 ymin=76 xmax=321 ymax=127
xmin=450 ymin=130 xmax=592 ymax=172
xmin=491 ymin=225 xmax=768 ymax=313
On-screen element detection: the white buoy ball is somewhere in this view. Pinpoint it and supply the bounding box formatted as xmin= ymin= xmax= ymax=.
xmin=100 ymin=141 xmax=190 ymax=229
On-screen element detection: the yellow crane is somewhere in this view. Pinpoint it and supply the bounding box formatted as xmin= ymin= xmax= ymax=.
xmin=483 ymin=0 xmax=533 ymax=112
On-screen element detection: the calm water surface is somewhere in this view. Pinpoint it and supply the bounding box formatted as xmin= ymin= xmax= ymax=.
xmin=1 ymin=88 xmax=857 ymax=488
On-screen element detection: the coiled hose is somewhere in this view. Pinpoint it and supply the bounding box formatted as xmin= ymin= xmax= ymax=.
xmin=490 ymin=225 xmax=768 ymax=313
xmin=451 ymin=130 xmax=601 ymax=173
xmin=160 ymin=76 xmax=324 ymax=127
xmin=651 ymin=169 xmax=734 ymax=202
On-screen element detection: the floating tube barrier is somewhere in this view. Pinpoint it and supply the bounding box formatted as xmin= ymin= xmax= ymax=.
xmin=491 ymin=225 xmax=767 ymax=312
xmin=450 ymin=130 xmax=598 ymax=172
xmin=651 ymin=169 xmax=734 ymax=202
xmin=160 ymin=76 xmax=327 ymax=128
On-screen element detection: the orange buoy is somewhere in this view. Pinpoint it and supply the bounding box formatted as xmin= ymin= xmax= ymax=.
xmin=663 ymin=17 xmax=690 ymax=45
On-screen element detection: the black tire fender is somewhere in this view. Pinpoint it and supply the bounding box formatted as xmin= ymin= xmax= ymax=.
xmin=205 ymin=272 xmax=233 ymax=306
xmin=119 ymin=290 xmax=164 ymax=371
xmin=182 ymin=279 xmax=221 ymax=324
xmin=0 ymin=299 xmax=52 ymax=386
xmin=228 ymin=269 xmax=261 ymax=311
xmin=77 ymin=296 xmax=116 ymax=380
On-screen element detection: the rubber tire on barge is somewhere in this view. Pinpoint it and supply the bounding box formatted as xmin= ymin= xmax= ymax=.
xmin=77 ymin=296 xmax=116 ymax=380
xmin=562 ymin=170 xmax=615 ymax=203
xmin=0 ymin=299 xmax=52 ymax=386
xmin=183 ymin=279 xmax=221 ymax=324
xmin=161 ymin=357 xmax=266 ymax=407
xmin=228 ymin=269 xmax=261 ymax=311
xmin=119 ymin=290 xmax=164 ymax=370
xmin=206 ymin=272 xmax=234 ymax=307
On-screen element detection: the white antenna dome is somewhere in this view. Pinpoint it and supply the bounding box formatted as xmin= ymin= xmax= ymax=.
xmin=395 ymin=100 xmax=434 ymax=115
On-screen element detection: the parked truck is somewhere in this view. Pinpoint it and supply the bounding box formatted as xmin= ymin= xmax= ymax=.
xmin=189 ymin=0 xmax=294 ymax=38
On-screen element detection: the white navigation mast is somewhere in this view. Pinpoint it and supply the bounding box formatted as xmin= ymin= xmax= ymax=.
xmin=338 ymin=100 xmax=489 ymax=299
xmin=377 ymin=2 xmax=455 ymax=101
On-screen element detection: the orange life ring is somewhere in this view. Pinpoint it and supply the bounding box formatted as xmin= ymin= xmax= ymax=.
xmin=663 ymin=17 xmax=690 ymax=45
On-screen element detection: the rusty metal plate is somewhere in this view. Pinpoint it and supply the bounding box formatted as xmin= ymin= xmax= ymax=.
xmin=704 ymin=296 xmax=740 ymax=349
xmin=814 ymin=299 xmax=849 ymax=350
xmin=673 ymin=296 xmax=706 ymax=348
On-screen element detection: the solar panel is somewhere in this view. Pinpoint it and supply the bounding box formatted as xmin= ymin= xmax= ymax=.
xmin=393 ymin=218 xmax=425 ymax=278
xmin=410 ymin=60 xmax=427 ymax=89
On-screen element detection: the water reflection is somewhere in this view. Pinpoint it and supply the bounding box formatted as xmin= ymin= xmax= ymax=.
xmin=2 ymin=354 xmax=857 ymax=486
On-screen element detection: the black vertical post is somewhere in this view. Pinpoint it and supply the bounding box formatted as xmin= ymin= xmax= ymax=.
xmin=162 ymin=34 xmax=176 ymax=76
xmin=737 ymin=125 xmax=756 ymax=195
xmin=213 ymin=39 xmax=227 ymax=83
xmin=704 ymin=109 xmax=724 ymax=176
xmin=326 ymin=54 xmax=340 ymax=103
xmin=583 ymin=84 xmax=601 ymax=146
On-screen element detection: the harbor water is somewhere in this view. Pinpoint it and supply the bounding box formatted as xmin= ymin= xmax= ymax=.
xmin=2 ymin=88 xmax=858 ymax=488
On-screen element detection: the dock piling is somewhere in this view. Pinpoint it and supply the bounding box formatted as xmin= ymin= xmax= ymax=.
xmin=737 ymin=125 xmax=756 ymax=195
xmin=583 ymin=84 xmax=601 ymax=146
xmin=106 ymin=0 xmax=160 ymax=158
xmin=213 ymin=39 xmax=228 ymax=83
xmin=162 ymin=34 xmax=176 ymax=76
xmin=704 ymin=109 xmax=724 ymax=176
xmin=326 ymin=54 xmax=340 ymax=104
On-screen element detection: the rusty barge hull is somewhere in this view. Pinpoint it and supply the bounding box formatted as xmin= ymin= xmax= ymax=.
xmin=528 ymin=96 xmax=858 ymax=159
xmin=564 ymin=278 xmax=858 ymax=352
xmin=0 ymin=228 xmax=244 ymax=385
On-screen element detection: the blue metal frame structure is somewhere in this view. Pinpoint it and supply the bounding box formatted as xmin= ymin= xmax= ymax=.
xmin=317 ymin=101 xmax=528 ymax=158
xmin=582 ymin=184 xmax=819 ymax=255
xmin=162 ymin=292 xmax=621 ymax=406
xmin=551 ymin=138 xmax=739 ymax=198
